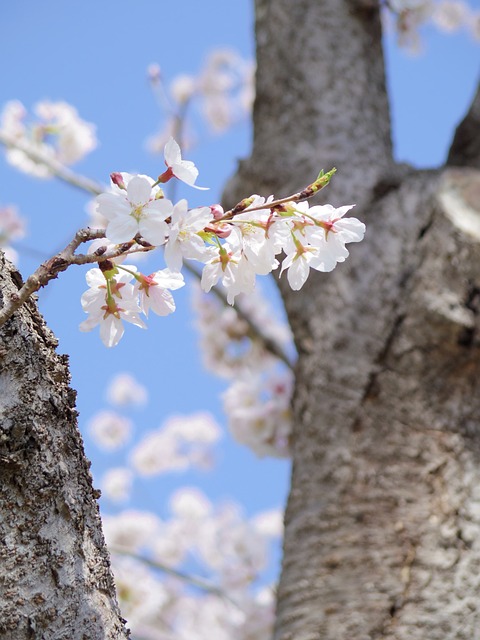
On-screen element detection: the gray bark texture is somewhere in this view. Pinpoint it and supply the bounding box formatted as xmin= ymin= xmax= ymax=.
xmin=0 ymin=256 xmax=128 ymax=639
xmin=224 ymin=0 xmax=480 ymax=638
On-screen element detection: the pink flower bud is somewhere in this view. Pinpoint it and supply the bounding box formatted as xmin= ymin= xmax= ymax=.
xmin=110 ymin=172 xmax=126 ymax=190
xmin=210 ymin=204 xmax=224 ymax=220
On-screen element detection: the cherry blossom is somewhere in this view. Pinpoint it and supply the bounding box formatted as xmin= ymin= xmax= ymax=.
xmin=103 ymin=510 xmax=162 ymax=552
xmin=198 ymin=49 xmax=254 ymax=133
xmin=280 ymin=202 xmax=365 ymax=290
xmin=251 ymin=509 xmax=284 ymax=538
xmin=170 ymin=74 xmax=197 ymax=104
xmin=101 ymin=467 xmax=134 ymax=503
xmin=230 ymin=196 xmax=288 ymax=276
xmin=164 ymin=199 xmax=213 ymax=270
xmin=0 ymin=99 xmax=96 ymax=177
xmin=146 ymin=49 xmax=253 ymax=151
xmin=108 ymin=556 xmax=173 ymax=637
xmin=200 ymin=239 xmax=251 ymax=304
xmin=96 ymin=173 xmax=173 ymax=245
xmin=432 ymin=0 xmax=469 ymax=31
xmin=223 ymin=370 xmax=293 ymax=458
xmin=34 ymin=100 xmax=97 ymax=164
xmin=88 ymin=410 xmax=133 ymax=450
xmin=106 ymin=372 xmax=148 ymax=407
xmin=169 ymin=487 xmax=213 ymax=520
xmin=134 ymin=268 xmax=185 ymax=317
xmin=130 ymin=412 xmax=221 ymax=476
xmin=192 ymin=284 xmax=293 ymax=378
xmin=161 ymin=137 xmax=209 ymax=190
xmin=79 ymin=267 xmax=146 ymax=347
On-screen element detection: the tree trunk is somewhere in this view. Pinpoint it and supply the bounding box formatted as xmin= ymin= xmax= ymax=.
xmin=0 ymin=255 xmax=128 ymax=639
xmin=225 ymin=0 xmax=480 ymax=638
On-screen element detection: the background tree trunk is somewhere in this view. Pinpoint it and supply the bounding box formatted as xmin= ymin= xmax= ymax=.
xmin=0 ymin=256 xmax=128 ymax=639
xmin=226 ymin=0 xmax=480 ymax=638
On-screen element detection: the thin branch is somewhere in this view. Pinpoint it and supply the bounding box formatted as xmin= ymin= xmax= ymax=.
xmin=0 ymin=130 xmax=104 ymax=195
xmin=183 ymin=260 xmax=294 ymax=370
xmin=0 ymin=229 xmax=153 ymax=326
xmin=219 ymin=169 xmax=336 ymax=222
xmin=109 ymin=546 xmax=240 ymax=608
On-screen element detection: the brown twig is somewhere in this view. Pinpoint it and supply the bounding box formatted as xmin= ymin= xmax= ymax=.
xmin=0 ymin=229 xmax=153 ymax=326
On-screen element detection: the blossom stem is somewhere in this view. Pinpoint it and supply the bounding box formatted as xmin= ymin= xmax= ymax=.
xmin=116 ymin=265 xmax=141 ymax=280
xmin=218 ymin=169 xmax=336 ymax=222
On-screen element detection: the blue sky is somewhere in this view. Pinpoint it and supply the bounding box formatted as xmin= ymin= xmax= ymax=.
xmin=1 ymin=0 xmax=479 ymax=575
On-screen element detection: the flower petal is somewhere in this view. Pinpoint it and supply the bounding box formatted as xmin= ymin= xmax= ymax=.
xmin=106 ymin=216 xmax=138 ymax=244
xmin=126 ymin=175 xmax=153 ymax=205
xmin=164 ymin=137 xmax=182 ymax=166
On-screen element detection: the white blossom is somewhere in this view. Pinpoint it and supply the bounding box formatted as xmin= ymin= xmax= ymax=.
xmin=79 ymin=267 xmax=146 ymax=347
xmin=231 ymin=195 xmax=286 ymax=276
xmin=432 ymin=0 xmax=469 ymax=31
xmin=103 ymin=510 xmax=161 ymax=552
xmin=164 ymin=199 xmax=213 ymax=271
xmin=135 ymin=268 xmax=185 ymax=317
xmin=163 ymin=137 xmax=208 ymax=190
xmin=101 ymin=467 xmax=134 ymax=503
xmin=130 ymin=412 xmax=221 ymax=476
xmin=200 ymin=240 xmax=249 ymax=304
xmin=198 ymin=49 xmax=253 ymax=133
xmin=96 ymin=173 xmax=173 ymax=245
xmin=109 ymin=556 xmax=173 ymax=636
xmin=223 ymin=369 xmax=293 ymax=458
xmin=88 ymin=410 xmax=133 ymax=450
xmin=192 ymin=283 xmax=293 ymax=378
xmin=0 ymin=99 xmax=96 ymax=177
xmin=169 ymin=487 xmax=213 ymax=521
xmin=34 ymin=100 xmax=97 ymax=164
xmin=106 ymin=372 xmax=148 ymax=407
xmin=280 ymin=202 xmax=365 ymax=290
xmin=251 ymin=509 xmax=284 ymax=538
xmin=170 ymin=74 xmax=197 ymax=104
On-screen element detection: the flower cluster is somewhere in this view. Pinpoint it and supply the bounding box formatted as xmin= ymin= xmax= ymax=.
xmin=0 ymin=100 xmax=96 ymax=177
xmin=103 ymin=491 xmax=282 ymax=640
xmin=192 ymin=284 xmax=295 ymax=458
xmin=192 ymin=284 xmax=292 ymax=378
xmin=85 ymin=375 xmax=281 ymax=639
xmin=81 ymin=137 xmax=365 ymax=347
xmin=88 ymin=373 xmax=222 ymax=503
xmin=223 ymin=370 xmax=293 ymax=458
xmin=130 ymin=413 xmax=222 ymax=476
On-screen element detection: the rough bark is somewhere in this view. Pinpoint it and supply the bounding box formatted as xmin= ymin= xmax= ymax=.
xmin=276 ymin=168 xmax=480 ymax=640
xmin=0 ymin=256 xmax=128 ymax=639
xmin=224 ymin=0 xmax=480 ymax=638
